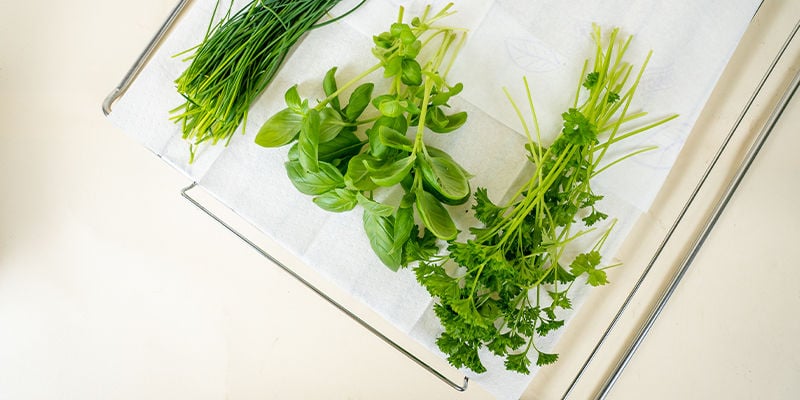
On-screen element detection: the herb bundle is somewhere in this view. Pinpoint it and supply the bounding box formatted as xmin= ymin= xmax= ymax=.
xmin=255 ymin=3 xmax=471 ymax=271
xmin=415 ymin=25 xmax=678 ymax=374
xmin=171 ymin=0 xmax=365 ymax=162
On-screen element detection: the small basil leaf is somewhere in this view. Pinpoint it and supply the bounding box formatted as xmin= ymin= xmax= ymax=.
xmin=323 ymin=67 xmax=340 ymax=111
xmin=344 ymin=154 xmax=378 ymax=191
xmin=448 ymin=82 xmax=463 ymax=96
xmin=362 ymin=209 xmax=401 ymax=271
xmin=380 ymin=100 xmax=403 ymax=117
xmin=373 ymin=32 xmax=393 ymax=49
xmin=372 ymin=95 xmax=404 ymax=118
xmin=255 ymin=108 xmax=302 ymax=148
xmin=344 ymin=83 xmax=375 ymax=121
xmin=284 ymin=85 xmax=302 ymax=112
xmin=384 ymin=56 xmax=402 ymax=78
xmin=401 ymin=58 xmax=422 ymax=86
xmin=319 ymin=129 xmax=363 ymax=164
xmin=415 ymin=189 xmax=457 ymax=241
xmin=419 ymin=148 xmax=471 ymax=205
xmin=319 ymin=107 xmax=344 ymax=143
xmin=370 ymin=154 xmax=416 ymax=187
xmin=401 ymin=40 xmax=421 ymax=58
xmin=391 ymin=206 xmax=415 ymax=255
xmin=367 ymin=116 xmax=407 ymax=157
xmin=378 ymin=126 xmax=413 ymax=152
xmin=426 ymin=106 xmax=448 ymax=129
xmin=427 ymin=111 xmax=468 ymax=133
xmin=298 ymin=109 xmax=320 ymax=172
xmin=285 ymin=160 xmax=344 ymax=195
xmin=357 ymin=193 xmax=395 ymax=217
xmin=287 ymin=143 xmax=299 ymax=161
xmin=313 ymin=188 xmax=357 ymax=212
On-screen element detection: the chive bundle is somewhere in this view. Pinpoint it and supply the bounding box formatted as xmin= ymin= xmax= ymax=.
xmin=171 ymin=0 xmax=364 ymax=162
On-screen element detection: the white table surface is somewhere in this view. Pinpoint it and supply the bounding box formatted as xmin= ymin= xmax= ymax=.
xmin=1 ymin=1 xmax=798 ymax=399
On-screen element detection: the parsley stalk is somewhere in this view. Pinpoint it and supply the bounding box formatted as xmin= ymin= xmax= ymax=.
xmin=415 ymin=24 xmax=678 ymax=374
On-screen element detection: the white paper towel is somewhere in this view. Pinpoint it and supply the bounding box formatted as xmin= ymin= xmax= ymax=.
xmin=107 ymin=0 xmax=759 ymax=398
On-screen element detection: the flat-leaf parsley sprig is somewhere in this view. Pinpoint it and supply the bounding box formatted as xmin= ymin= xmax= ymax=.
xmin=415 ymin=25 xmax=678 ymax=374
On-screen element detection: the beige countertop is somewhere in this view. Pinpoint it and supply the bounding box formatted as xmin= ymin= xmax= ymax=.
xmin=1 ymin=1 xmax=798 ymax=399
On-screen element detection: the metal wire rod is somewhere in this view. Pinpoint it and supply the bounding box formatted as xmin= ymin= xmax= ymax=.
xmin=595 ymin=53 xmax=800 ymax=400
xmin=103 ymin=0 xmax=193 ymax=115
xmin=180 ymin=183 xmax=469 ymax=392
xmin=562 ymin=17 xmax=800 ymax=400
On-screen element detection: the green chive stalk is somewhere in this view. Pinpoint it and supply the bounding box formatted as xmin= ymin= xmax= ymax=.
xmin=171 ymin=0 xmax=366 ymax=162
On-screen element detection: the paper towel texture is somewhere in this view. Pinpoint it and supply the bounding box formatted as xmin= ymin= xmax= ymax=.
xmin=108 ymin=1 xmax=758 ymax=398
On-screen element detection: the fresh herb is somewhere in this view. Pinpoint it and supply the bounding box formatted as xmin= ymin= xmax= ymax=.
xmin=171 ymin=0 xmax=366 ymax=162
xmin=415 ymin=25 xmax=678 ymax=374
xmin=256 ymin=3 xmax=470 ymax=270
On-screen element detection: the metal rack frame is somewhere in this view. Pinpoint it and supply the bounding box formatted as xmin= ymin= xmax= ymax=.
xmin=102 ymin=0 xmax=798 ymax=396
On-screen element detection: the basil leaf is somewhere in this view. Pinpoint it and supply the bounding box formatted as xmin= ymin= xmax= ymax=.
xmin=373 ymin=95 xmax=404 ymax=118
xmin=427 ymin=110 xmax=467 ymax=133
xmin=378 ymin=126 xmax=413 ymax=152
xmin=319 ymin=129 xmax=363 ymax=164
xmin=344 ymin=154 xmax=378 ymax=191
xmin=357 ymin=193 xmax=394 ymax=217
xmin=344 ymin=82 xmax=374 ymax=121
xmin=284 ymin=85 xmax=302 ymax=112
xmin=383 ymin=56 xmax=402 ymax=78
xmin=401 ymin=58 xmax=422 ymax=86
xmin=416 ymin=189 xmax=457 ymax=241
xmin=391 ymin=206 xmax=415 ymax=255
xmin=285 ymin=160 xmax=344 ymax=195
xmin=323 ymin=67 xmax=340 ymax=111
xmin=255 ymin=108 xmax=302 ymax=148
xmin=298 ymin=109 xmax=320 ymax=172
xmin=318 ymin=107 xmax=344 ymax=143
xmin=419 ymin=152 xmax=470 ymax=205
xmin=370 ymin=153 xmax=416 ymax=187
xmin=367 ymin=116 xmax=407 ymax=157
xmin=362 ymin=209 xmax=401 ymax=271
xmin=313 ymin=188 xmax=357 ymax=212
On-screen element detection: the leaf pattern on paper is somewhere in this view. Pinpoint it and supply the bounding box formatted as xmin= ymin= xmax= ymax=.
xmin=640 ymin=65 xmax=675 ymax=92
xmin=505 ymin=37 xmax=565 ymax=72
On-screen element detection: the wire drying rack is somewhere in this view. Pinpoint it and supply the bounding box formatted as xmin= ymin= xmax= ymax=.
xmin=103 ymin=0 xmax=800 ymax=397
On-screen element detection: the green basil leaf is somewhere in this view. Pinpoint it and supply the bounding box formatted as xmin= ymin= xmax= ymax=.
xmin=416 ymin=189 xmax=457 ymax=241
xmin=378 ymin=126 xmax=413 ymax=152
xmin=298 ymin=109 xmax=320 ymax=172
xmin=419 ymin=149 xmax=471 ymax=205
xmin=319 ymin=129 xmax=363 ymax=164
xmin=287 ymin=143 xmax=299 ymax=161
xmin=370 ymin=154 xmax=416 ymax=187
xmin=323 ymin=67 xmax=340 ymax=111
xmin=389 ymin=22 xmax=407 ymax=38
xmin=285 ymin=160 xmax=344 ymax=195
xmin=344 ymin=154 xmax=378 ymax=191
xmin=401 ymin=40 xmax=421 ymax=58
xmin=344 ymin=83 xmax=375 ymax=121
xmin=319 ymin=107 xmax=344 ymax=143
xmin=373 ymin=31 xmax=393 ymax=49
xmin=284 ymin=85 xmax=302 ymax=112
xmin=391 ymin=206 xmax=415 ymax=255
xmin=401 ymin=58 xmax=422 ymax=86
xmin=255 ymin=108 xmax=302 ymax=148
xmin=384 ymin=56 xmax=402 ymax=78
xmin=426 ymin=106 xmax=448 ymax=129
xmin=362 ymin=209 xmax=401 ymax=271
xmin=427 ymin=111 xmax=467 ymax=133
xmin=357 ymin=193 xmax=394 ymax=217
xmin=367 ymin=116 xmax=407 ymax=157
xmin=313 ymin=188 xmax=357 ymax=212
xmin=372 ymin=95 xmax=404 ymax=118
